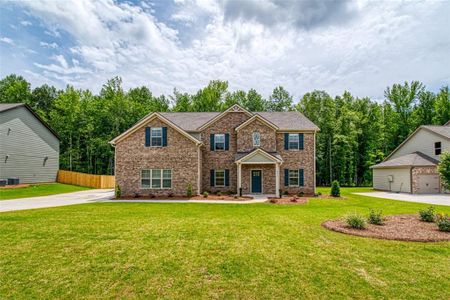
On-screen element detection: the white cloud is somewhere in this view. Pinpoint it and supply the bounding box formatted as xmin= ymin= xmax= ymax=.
xmin=40 ymin=41 xmax=58 ymax=48
xmin=20 ymin=20 xmax=32 ymax=26
xmin=11 ymin=0 xmax=450 ymax=99
xmin=0 ymin=37 xmax=15 ymax=45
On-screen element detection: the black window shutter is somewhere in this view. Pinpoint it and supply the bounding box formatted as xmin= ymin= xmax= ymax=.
xmin=225 ymin=169 xmax=230 ymax=186
xmin=162 ymin=127 xmax=168 ymax=146
xmin=284 ymin=169 xmax=289 ymax=186
xmin=284 ymin=133 xmax=289 ymax=150
xmin=299 ymin=169 xmax=304 ymax=186
xmin=225 ymin=133 xmax=230 ymax=150
xmin=299 ymin=133 xmax=304 ymax=150
xmin=210 ymin=170 xmax=215 ymax=187
xmin=210 ymin=134 xmax=215 ymax=151
xmin=145 ymin=127 xmax=151 ymax=147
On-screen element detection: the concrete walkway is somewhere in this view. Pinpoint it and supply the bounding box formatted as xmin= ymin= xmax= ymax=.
xmin=101 ymin=194 xmax=271 ymax=204
xmin=0 ymin=189 xmax=114 ymax=212
xmin=355 ymin=192 xmax=450 ymax=206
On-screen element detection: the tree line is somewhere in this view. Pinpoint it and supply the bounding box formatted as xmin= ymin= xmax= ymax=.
xmin=0 ymin=74 xmax=448 ymax=186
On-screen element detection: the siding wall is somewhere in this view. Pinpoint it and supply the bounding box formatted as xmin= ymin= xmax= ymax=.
xmin=390 ymin=129 xmax=450 ymax=160
xmin=373 ymin=168 xmax=411 ymax=193
xmin=0 ymin=106 xmax=59 ymax=183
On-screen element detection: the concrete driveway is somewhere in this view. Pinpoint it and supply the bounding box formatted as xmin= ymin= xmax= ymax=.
xmin=355 ymin=192 xmax=450 ymax=206
xmin=0 ymin=189 xmax=114 ymax=212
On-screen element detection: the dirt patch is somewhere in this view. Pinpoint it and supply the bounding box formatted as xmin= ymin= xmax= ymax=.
xmin=322 ymin=214 xmax=450 ymax=242
xmin=0 ymin=184 xmax=30 ymax=189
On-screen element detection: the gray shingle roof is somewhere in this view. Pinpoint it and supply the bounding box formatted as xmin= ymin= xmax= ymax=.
xmin=160 ymin=111 xmax=319 ymax=131
xmin=422 ymin=125 xmax=450 ymax=139
xmin=0 ymin=103 xmax=24 ymax=112
xmin=371 ymin=152 xmax=439 ymax=169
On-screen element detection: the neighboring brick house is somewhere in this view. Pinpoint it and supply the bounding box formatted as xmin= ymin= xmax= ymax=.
xmin=110 ymin=104 xmax=319 ymax=197
xmin=371 ymin=121 xmax=450 ymax=194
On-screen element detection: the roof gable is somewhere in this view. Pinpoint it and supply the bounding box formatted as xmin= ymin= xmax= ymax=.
xmin=235 ymin=114 xmax=278 ymax=132
xmin=110 ymin=112 xmax=202 ymax=145
xmin=371 ymin=151 xmax=438 ymax=169
xmin=196 ymin=104 xmax=253 ymax=131
xmin=235 ymin=148 xmax=283 ymax=164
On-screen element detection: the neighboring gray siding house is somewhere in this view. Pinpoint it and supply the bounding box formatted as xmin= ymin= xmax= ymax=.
xmin=0 ymin=103 xmax=59 ymax=183
xmin=371 ymin=122 xmax=450 ymax=194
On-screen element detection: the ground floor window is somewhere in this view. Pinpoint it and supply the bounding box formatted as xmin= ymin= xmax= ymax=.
xmin=141 ymin=169 xmax=172 ymax=189
xmin=215 ymin=170 xmax=225 ymax=187
xmin=286 ymin=169 xmax=304 ymax=187
xmin=289 ymin=169 xmax=299 ymax=186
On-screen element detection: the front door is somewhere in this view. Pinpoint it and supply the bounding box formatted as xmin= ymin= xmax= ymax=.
xmin=251 ymin=170 xmax=262 ymax=193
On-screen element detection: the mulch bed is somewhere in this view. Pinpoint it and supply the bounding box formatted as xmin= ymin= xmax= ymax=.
xmin=322 ymin=214 xmax=450 ymax=242
xmin=0 ymin=184 xmax=30 ymax=189
xmin=118 ymin=195 xmax=252 ymax=201
xmin=267 ymin=194 xmax=344 ymax=204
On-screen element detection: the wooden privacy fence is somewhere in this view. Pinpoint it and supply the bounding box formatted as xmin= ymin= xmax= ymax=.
xmin=57 ymin=170 xmax=115 ymax=189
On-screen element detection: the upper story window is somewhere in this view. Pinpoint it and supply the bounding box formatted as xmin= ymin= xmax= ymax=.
xmin=214 ymin=134 xmax=225 ymax=150
xmin=288 ymin=133 xmax=299 ymax=149
xmin=435 ymin=142 xmax=442 ymax=155
xmin=252 ymin=132 xmax=261 ymax=147
xmin=151 ymin=127 xmax=162 ymax=146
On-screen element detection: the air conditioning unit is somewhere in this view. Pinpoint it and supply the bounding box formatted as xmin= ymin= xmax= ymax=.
xmin=387 ymin=175 xmax=394 ymax=182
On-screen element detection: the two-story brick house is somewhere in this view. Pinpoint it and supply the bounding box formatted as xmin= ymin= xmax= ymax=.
xmin=110 ymin=104 xmax=319 ymax=198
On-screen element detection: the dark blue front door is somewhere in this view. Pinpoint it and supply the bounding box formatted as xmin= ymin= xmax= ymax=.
xmin=251 ymin=170 xmax=262 ymax=193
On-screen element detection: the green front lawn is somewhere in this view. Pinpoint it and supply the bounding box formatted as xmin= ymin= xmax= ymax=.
xmin=0 ymin=183 xmax=90 ymax=200
xmin=1 ymin=188 xmax=449 ymax=298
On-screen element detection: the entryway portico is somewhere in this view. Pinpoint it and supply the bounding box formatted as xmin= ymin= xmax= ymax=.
xmin=235 ymin=149 xmax=283 ymax=198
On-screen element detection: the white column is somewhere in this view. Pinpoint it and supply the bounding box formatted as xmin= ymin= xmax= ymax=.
xmin=275 ymin=163 xmax=280 ymax=198
xmin=237 ymin=163 xmax=242 ymax=195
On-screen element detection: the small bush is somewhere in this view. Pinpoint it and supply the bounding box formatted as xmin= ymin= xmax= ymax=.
xmin=133 ymin=192 xmax=140 ymax=198
xmin=234 ymin=195 xmax=238 ymax=199
xmin=331 ymin=180 xmax=340 ymax=197
xmin=368 ymin=209 xmax=384 ymax=225
xmin=115 ymin=184 xmax=121 ymax=198
xmin=186 ymin=183 xmax=193 ymax=198
xmin=227 ymin=190 xmax=234 ymax=195
xmin=149 ymin=193 xmax=155 ymax=199
xmin=269 ymin=198 xmax=278 ymax=203
xmin=168 ymin=192 xmax=174 ymax=198
xmin=290 ymin=196 xmax=298 ymax=203
xmin=435 ymin=214 xmax=450 ymax=232
xmin=203 ymin=191 xmax=209 ymax=198
xmin=345 ymin=213 xmax=366 ymax=229
xmin=297 ymin=191 xmax=304 ymax=197
xmin=284 ymin=190 xmax=289 ymax=195
xmin=217 ymin=191 xmax=222 ymax=196
xmin=419 ymin=206 xmax=435 ymax=222
xmin=318 ymin=192 xmax=322 ymax=196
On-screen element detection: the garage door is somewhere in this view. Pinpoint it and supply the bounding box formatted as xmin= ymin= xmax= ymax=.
xmin=415 ymin=174 xmax=440 ymax=194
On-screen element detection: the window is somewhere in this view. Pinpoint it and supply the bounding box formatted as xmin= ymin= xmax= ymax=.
xmin=215 ymin=170 xmax=225 ymax=187
xmin=214 ymin=134 xmax=225 ymax=150
xmin=435 ymin=142 xmax=442 ymax=155
xmin=289 ymin=169 xmax=299 ymax=186
xmin=151 ymin=127 xmax=162 ymax=146
xmin=141 ymin=169 xmax=172 ymax=189
xmin=141 ymin=170 xmax=151 ymax=188
xmin=252 ymin=132 xmax=261 ymax=147
xmin=288 ymin=133 xmax=299 ymax=149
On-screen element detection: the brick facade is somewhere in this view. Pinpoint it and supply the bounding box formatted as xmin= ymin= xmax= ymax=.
xmin=115 ymin=118 xmax=199 ymax=197
xmin=114 ymin=110 xmax=317 ymax=197
xmin=237 ymin=119 xmax=277 ymax=152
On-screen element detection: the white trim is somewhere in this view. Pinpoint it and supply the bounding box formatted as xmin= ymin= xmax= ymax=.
xmin=252 ymin=132 xmax=261 ymax=147
xmin=150 ymin=127 xmax=162 ymax=147
xmin=140 ymin=168 xmax=172 ymax=189
xmin=250 ymin=169 xmax=263 ymax=194
xmin=197 ymin=146 xmax=201 ymax=195
xmin=214 ymin=133 xmax=225 ymax=151
xmin=110 ymin=113 xmax=202 ymax=146
xmin=235 ymin=148 xmax=283 ymax=164
xmin=288 ymin=169 xmax=300 ymax=187
xmin=313 ymin=132 xmax=316 ymax=194
xmin=235 ymin=114 xmax=278 ymax=132
xmin=197 ymin=104 xmax=253 ymax=131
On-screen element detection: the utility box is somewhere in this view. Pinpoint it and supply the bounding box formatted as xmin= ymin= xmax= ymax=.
xmin=7 ymin=178 xmax=19 ymax=185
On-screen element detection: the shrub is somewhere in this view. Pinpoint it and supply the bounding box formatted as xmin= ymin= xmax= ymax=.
xmin=217 ymin=191 xmax=222 ymax=196
xmin=297 ymin=191 xmax=304 ymax=197
xmin=115 ymin=184 xmax=121 ymax=198
xmin=368 ymin=209 xmax=384 ymax=225
xmin=133 ymin=192 xmax=140 ymax=198
xmin=269 ymin=198 xmax=278 ymax=203
xmin=437 ymin=151 xmax=450 ymax=190
xmin=284 ymin=190 xmax=289 ymax=195
xmin=168 ymin=192 xmax=174 ymax=198
xmin=290 ymin=196 xmax=298 ymax=203
xmin=186 ymin=183 xmax=193 ymax=198
xmin=345 ymin=213 xmax=366 ymax=229
xmin=203 ymin=191 xmax=209 ymax=198
xmin=318 ymin=192 xmax=322 ymax=196
xmin=419 ymin=206 xmax=435 ymax=222
xmin=234 ymin=195 xmax=238 ymax=199
xmin=331 ymin=180 xmax=340 ymax=197
xmin=148 ymin=193 xmax=155 ymax=199
xmin=436 ymin=214 xmax=450 ymax=232
xmin=227 ymin=190 xmax=234 ymax=195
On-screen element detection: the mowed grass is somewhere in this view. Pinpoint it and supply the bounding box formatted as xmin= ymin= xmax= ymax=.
xmin=0 ymin=183 xmax=90 ymax=200
xmin=0 ymin=188 xmax=449 ymax=299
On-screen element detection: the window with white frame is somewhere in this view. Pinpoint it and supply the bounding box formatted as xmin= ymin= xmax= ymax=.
xmin=151 ymin=127 xmax=162 ymax=146
xmin=288 ymin=133 xmax=299 ymax=149
xmin=289 ymin=169 xmax=299 ymax=186
xmin=252 ymin=132 xmax=261 ymax=147
xmin=215 ymin=170 xmax=225 ymax=187
xmin=141 ymin=169 xmax=172 ymax=189
xmin=435 ymin=142 xmax=442 ymax=155
xmin=214 ymin=134 xmax=225 ymax=150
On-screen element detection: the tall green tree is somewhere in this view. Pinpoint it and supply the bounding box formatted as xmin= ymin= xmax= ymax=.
xmin=433 ymin=86 xmax=450 ymax=125
xmin=0 ymin=74 xmax=31 ymax=104
xmin=267 ymin=86 xmax=293 ymax=112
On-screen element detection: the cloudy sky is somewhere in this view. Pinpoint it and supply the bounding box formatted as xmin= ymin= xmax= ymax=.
xmin=0 ymin=0 xmax=449 ymax=100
